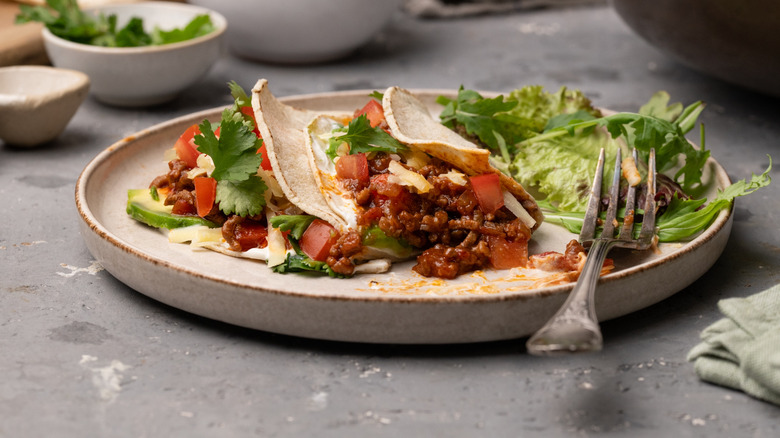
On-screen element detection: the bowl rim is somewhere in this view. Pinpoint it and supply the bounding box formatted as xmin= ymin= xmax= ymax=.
xmin=41 ymin=1 xmax=227 ymax=54
xmin=0 ymin=65 xmax=90 ymax=102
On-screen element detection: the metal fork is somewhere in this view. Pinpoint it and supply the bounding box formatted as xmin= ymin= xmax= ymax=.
xmin=526 ymin=147 xmax=657 ymax=355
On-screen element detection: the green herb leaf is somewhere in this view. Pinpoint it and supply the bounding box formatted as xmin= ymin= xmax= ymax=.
xmin=269 ymin=215 xmax=316 ymax=240
xmin=656 ymin=157 xmax=772 ymax=241
xmin=326 ymin=114 xmax=406 ymax=161
xmin=271 ymin=253 xmax=344 ymax=278
xmin=151 ymin=14 xmax=213 ymax=45
xmin=195 ymin=111 xmax=264 ymax=182
xmin=15 ymin=0 xmax=213 ymax=47
xmin=214 ymin=177 xmax=267 ymax=217
xmin=193 ymin=104 xmax=267 ymax=217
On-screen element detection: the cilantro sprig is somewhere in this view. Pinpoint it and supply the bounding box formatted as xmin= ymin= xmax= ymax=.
xmin=193 ymin=87 xmax=267 ymax=217
xmin=16 ymin=0 xmax=214 ymax=47
xmin=326 ymin=114 xmax=407 ymax=161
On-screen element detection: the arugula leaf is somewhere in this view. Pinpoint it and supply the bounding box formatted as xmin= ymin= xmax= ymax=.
xmin=655 ymin=157 xmax=772 ymax=241
xmin=369 ymin=91 xmax=384 ymax=101
xmin=539 ymin=159 xmax=772 ymax=242
xmin=269 ymin=215 xmax=316 ymax=240
xmin=326 ymin=114 xmax=406 ymax=161
xmin=438 ymin=87 xmax=520 ymax=153
xmin=195 ymin=112 xmax=263 ymax=181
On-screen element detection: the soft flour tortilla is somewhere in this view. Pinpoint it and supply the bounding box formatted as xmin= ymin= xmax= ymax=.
xmin=251 ymin=79 xmax=350 ymax=231
xmin=383 ymin=86 xmax=544 ymax=229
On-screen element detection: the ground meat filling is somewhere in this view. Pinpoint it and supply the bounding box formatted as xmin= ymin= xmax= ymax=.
xmin=150 ymin=159 xmax=226 ymax=225
xmin=331 ymin=152 xmax=531 ymax=279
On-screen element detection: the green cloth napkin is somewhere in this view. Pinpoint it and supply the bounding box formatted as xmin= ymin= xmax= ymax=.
xmin=687 ymin=283 xmax=780 ymax=405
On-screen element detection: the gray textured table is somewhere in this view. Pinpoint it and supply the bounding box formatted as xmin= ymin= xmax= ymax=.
xmin=2 ymin=5 xmax=778 ymax=437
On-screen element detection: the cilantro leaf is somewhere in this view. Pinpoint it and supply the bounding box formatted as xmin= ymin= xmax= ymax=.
xmin=214 ymin=177 xmax=267 ymax=217
xmin=195 ymin=111 xmax=263 ymax=182
xmin=151 ymin=14 xmax=214 ymax=45
xmin=326 ymin=114 xmax=406 ymax=161
xmin=228 ymin=81 xmax=252 ymax=108
xmin=193 ymin=103 xmax=267 ymax=217
xmin=269 ymin=215 xmax=315 ymax=240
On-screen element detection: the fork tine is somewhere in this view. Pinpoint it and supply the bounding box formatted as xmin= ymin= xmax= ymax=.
xmin=618 ymin=148 xmax=639 ymax=241
xmin=579 ymin=148 xmax=606 ymax=244
xmin=638 ymin=148 xmax=657 ymax=245
xmin=600 ymin=147 xmax=623 ymax=239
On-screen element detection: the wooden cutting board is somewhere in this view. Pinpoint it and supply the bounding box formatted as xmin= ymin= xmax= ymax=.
xmin=0 ymin=0 xmax=48 ymax=66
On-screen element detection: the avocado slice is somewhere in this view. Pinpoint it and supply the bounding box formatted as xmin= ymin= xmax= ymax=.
xmin=127 ymin=188 xmax=218 ymax=229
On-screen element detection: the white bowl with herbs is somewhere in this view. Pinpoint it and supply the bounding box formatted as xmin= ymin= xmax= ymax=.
xmin=19 ymin=0 xmax=226 ymax=107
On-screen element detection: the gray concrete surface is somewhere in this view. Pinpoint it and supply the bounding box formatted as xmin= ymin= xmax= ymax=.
xmin=2 ymin=5 xmax=779 ymax=437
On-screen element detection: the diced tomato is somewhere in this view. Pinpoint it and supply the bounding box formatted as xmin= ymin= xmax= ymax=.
xmin=171 ymin=198 xmax=197 ymax=216
xmin=335 ymin=152 xmax=369 ymax=184
xmin=174 ymin=124 xmax=202 ymax=168
xmin=355 ymin=99 xmax=385 ymax=128
xmin=234 ymin=221 xmax=269 ymax=251
xmin=193 ymin=177 xmax=217 ymax=218
xmin=470 ymin=173 xmax=504 ymax=214
xmin=239 ymin=106 xmax=260 ymax=136
xmin=486 ymin=235 xmax=528 ymax=270
xmin=238 ymin=105 xmax=272 ymax=171
xmin=300 ymin=219 xmax=339 ymax=262
xmin=371 ymin=174 xmax=405 ymax=199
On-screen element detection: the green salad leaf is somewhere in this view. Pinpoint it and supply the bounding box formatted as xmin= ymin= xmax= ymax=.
xmin=268 ymin=215 xmax=343 ymax=277
xmin=269 ymin=215 xmax=316 ymax=240
xmin=326 ymin=114 xmax=407 ymax=161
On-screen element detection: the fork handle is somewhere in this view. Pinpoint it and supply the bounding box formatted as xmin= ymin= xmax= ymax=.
xmin=525 ymin=238 xmax=614 ymax=355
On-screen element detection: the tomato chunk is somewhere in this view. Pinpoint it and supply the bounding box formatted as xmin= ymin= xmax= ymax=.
xmin=174 ymin=124 xmax=202 ymax=168
xmin=300 ymin=219 xmax=339 ymax=262
xmin=335 ymin=152 xmax=369 ymax=184
xmin=193 ymin=177 xmax=217 ymax=218
xmin=470 ymin=173 xmax=504 ymax=214
xmin=238 ymin=105 xmax=272 ymax=171
xmin=486 ymin=235 xmax=528 ymax=270
xmin=355 ymin=99 xmax=385 ymax=128
xmin=234 ymin=221 xmax=269 ymax=251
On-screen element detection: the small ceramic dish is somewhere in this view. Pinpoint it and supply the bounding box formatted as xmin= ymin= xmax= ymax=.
xmin=189 ymin=0 xmax=401 ymax=64
xmin=42 ymin=1 xmax=227 ymax=107
xmin=0 ymin=66 xmax=89 ymax=147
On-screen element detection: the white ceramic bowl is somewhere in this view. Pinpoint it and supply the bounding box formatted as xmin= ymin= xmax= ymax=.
xmin=42 ymin=1 xmax=226 ymax=107
xmin=0 ymin=66 xmax=89 ymax=147
xmin=189 ymin=0 xmax=402 ymax=64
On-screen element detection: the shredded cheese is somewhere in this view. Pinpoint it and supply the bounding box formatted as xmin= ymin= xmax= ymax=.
xmin=442 ymin=170 xmax=468 ymax=186
xmin=502 ymin=190 xmax=536 ymax=229
xmin=387 ymin=160 xmax=433 ymax=193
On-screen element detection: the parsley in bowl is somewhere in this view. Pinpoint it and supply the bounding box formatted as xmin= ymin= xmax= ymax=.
xmin=17 ymin=0 xmax=216 ymax=47
xmin=20 ymin=0 xmax=227 ymax=107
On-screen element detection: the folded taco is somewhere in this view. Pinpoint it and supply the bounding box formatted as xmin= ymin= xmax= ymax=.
xmin=252 ymin=80 xmax=544 ymax=279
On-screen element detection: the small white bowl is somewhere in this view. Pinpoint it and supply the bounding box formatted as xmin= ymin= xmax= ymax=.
xmin=189 ymin=0 xmax=401 ymax=64
xmin=42 ymin=1 xmax=227 ymax=107
xmin=0 ymin=66 xmax=89 ymax=147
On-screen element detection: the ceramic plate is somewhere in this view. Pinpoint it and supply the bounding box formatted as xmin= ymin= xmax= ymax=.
xmin=75 ymin=90 xmax=733 ymax=344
